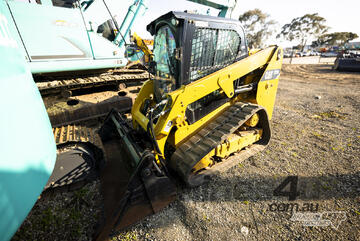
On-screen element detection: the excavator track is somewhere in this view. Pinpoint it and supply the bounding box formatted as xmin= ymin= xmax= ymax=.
xmin=53 ymin=125 xmax=102 ymax=146
xmin=170 ymin=102 xmax=271 ymax=187
xmin=36 ymin=68 xmax=149 ymax=96
xmin=45 ymin=125 xmax=104 ymax=191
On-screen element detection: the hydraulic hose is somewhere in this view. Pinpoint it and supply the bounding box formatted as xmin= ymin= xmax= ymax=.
xmin=147 ymin=110 xmax=162 ymax=155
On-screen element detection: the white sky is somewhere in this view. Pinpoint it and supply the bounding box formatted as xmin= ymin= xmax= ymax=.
xmin=114 ymin=0 xmax=360 ymax=48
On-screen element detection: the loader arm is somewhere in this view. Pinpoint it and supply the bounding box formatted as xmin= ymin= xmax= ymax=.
xmin=131 ymin=32 xmax=153 ymax=63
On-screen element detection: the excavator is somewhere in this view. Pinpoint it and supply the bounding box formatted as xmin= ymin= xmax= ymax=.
xmin=2 ymin=0 xmax=236 ymax=96
xmin=1 ymin=0 xmax=241 ymax=192
xmin=3 ymin=0 xmax=150 ymax=96
xmin=0 ymin=3 xmax=56 ymax=240
xmin=93 ymin=10 xmax=283 ymax=241
xmin=2 ymin=0 xmax=240 ymax=150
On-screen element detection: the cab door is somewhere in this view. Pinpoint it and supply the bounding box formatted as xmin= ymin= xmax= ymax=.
xmin=80 ymin=0 xmax=125 ymax=59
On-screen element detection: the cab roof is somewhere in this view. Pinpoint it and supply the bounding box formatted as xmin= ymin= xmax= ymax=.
xmin=147 ymin=11 xmax=241 ymax=35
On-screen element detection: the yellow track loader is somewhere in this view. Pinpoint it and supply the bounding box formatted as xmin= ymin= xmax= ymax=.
xmin=93 ymin=11 xmax=283 ymax=240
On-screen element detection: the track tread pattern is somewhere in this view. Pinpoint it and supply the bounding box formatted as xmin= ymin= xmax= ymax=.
xmin=36 ymin=69 xmax=149 ymax=95
xmin=46 ymin=125 xmax=104 ymax=190
xmin=170 ymin=102 xmax=268 ymax=187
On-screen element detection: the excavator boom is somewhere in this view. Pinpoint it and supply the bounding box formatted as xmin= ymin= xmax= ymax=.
xmin=188 ymin=0 xmax=237 ymax=17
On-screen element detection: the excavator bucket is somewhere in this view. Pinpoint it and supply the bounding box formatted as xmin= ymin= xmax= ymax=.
xmin=93 ymin=110 xmax=176 ymax=241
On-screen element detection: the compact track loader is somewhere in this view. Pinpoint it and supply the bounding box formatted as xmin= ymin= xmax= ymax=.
xmin=93 ymin=11 xmax=283 ymax=240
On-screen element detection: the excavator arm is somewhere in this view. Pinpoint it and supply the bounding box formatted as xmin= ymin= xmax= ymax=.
xmin=188 ymin=0 xmax=237 ymax=17
xmin=129 ymin=32 xmax=153 ymax=64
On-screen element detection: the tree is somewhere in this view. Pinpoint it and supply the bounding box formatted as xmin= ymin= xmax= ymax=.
xmin=238 ymin=9 xmax=276 ymax=49
xmin=318 ymin=32 xmax=359 ymax=46
xmin=277 ymin=13 xmax=328 ymax=51
xmin=311 ymin=40 xmax=321 ymax=48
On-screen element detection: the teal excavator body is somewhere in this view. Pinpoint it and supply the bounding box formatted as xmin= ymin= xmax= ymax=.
xmin=2 ymin=0 xmax=236 ymax=75
xmin=2 ymin=0 xmax=149 ymax=74
xmin=0 ymin=2 xmax=56 ymax=240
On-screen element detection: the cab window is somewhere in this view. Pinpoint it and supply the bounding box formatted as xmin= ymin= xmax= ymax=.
xmin=190 ymin=28 xmax=241 ymax=82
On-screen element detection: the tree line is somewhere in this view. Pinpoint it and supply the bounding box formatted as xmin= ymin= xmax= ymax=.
xmin=238 ymin=9 xmax=358 ymax=51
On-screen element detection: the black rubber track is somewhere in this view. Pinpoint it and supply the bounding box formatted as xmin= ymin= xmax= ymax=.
xmin=170 ymin=102 xmax=271 ymax=187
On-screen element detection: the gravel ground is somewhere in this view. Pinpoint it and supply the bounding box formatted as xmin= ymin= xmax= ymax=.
xmin=13 ymin=64 xmax=360 ymax=240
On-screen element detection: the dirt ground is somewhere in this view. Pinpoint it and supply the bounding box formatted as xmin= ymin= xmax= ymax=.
xmin=13 ymin=64 xmax=360 ymax=241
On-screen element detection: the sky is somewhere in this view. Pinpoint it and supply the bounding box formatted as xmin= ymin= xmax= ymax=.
xmin=112 ymin=0 xmax=360 ymax=48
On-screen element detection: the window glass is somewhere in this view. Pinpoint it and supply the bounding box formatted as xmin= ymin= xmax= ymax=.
xmin=97 ymin=19 xmax=116 ymax=41
xmin=190 ymin=28 xmax=241 ymax=82
xmin=52 ymin=0 xmax=76 ymax=8
xmin=153 ymin=25 xmax=177 ymax=98
xmin=214 ymin=30 xmax=240 ymax=66
xmin=190 ymin=28 xmax=217 ymax=80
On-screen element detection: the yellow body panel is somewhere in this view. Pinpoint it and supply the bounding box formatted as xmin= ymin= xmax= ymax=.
xmin=214 ymin=129 xmax=262 ymax=158
xmin=192 ymin=153 xmax=214 ymax=172
xmin=218 ymin=75 xmax=235 ymax=98
xmin=192 ymin=128 xmax=262 ymax=172
xmin=256 ymin=49 xmax=283 ymax=120
xmin=131 ymin=79 xmax=154 ymax=130
xmin=245 ymin=113 xmax=259 ymax=127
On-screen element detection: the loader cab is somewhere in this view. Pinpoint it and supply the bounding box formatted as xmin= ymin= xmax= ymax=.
xmin=147 ymin=11 xmax=248 ymax=101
